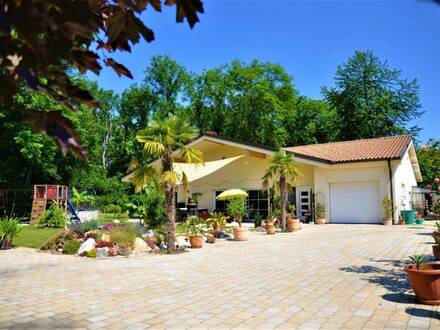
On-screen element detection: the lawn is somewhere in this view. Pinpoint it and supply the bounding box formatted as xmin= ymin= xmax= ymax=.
xmin=13 ymin=225 xmax=63 ymax=249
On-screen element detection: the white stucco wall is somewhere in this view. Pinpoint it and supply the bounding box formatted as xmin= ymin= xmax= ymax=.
xmin=313 ymin=161 xmax=391 ymax=223
xmin=392 ymin=147 xmax=418 ymax=218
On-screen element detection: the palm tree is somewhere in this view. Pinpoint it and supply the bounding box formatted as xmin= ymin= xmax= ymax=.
xmin=129 ymin=115 xmax=204 ymax=250
xmin=262 ymin=150 xmax=299 ymax=231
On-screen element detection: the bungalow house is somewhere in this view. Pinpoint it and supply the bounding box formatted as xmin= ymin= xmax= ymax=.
xmin=123 ymin=133 xmax=422 ymax=224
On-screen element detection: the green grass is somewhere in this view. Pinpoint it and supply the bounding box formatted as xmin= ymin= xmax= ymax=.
xmin=13 ymin=225 xmax=63 ymax=249
xmin=96 ymin=213 xmax=129 ymax=225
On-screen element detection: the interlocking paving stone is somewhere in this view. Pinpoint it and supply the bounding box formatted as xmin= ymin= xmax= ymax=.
xmin=1 ymin=224 xmax=439 ymax=329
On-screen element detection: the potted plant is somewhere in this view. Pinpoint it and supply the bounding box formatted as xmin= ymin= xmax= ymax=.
xmin=0 ymin=216 xmax=23 ymax=249
xmin=184 ymin=216 xmax=207 ymax=248
xmin=405 ymin=255 xmax=440 ymax=305
xmin=381 ymin=197 xmax=393 ymax=225
xmin=433 ymin=222 xmax=440 ymax=244
xmin=315 ymin=203 xmax=326 ymax=224
xmin=287 ymin=204 xmax=300 ymax=231
xmin=206 ymin=212 xmax=228 ymax=232
xmin=265 ymin=218 xmax=276 ymax=235
xmin=227 ymin=198 xmax=248 ymax=241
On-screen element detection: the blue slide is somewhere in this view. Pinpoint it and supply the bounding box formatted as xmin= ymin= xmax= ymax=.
xmin=67 ymin=199 xmax=80 ymax=221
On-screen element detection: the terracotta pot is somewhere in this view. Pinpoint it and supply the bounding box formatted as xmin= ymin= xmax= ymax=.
xmin=434 ymin=246 xmax=440 ymax=261
xmin=433 ymin=232 xmax=440 ymax=244
xmin=316 ymin=218 xmax=326 ymax=225
xmin=405 ymin=263 xmax=440 ymax=305
xmin=398 ymin=217 xmax=405 ymax=225
xmin=287 ymin=218 xmax=301 ymax=231
xmin=213 ymin=223 xmax=221 ymax=232
xmin=383 ymin=217 xmax=392 ymax=225
xmin=266 ymin=224 xmax=276 ymax=235
xmin=233 ymin=227 xmax=248 ymax=241
xmin=189 ymin=235 xmax=204 ymax=248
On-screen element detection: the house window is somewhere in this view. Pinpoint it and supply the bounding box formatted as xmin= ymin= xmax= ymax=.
xmin=214 ymin=190 xmax=269 ymax=220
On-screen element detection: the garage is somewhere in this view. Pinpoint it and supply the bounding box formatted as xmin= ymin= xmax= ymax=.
xmin=330 ymin=181 xmax=381 ymax=224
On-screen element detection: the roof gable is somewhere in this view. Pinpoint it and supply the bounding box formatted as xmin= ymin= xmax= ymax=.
xmin=284 ymin=135 xmax=413 ymax=164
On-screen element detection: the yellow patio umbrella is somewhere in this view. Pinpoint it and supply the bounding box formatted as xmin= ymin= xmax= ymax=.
xmin=216 ymin=189 xmax=248 ymax=201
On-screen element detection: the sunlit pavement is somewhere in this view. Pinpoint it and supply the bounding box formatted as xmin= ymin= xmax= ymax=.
xmin=0 ymin=224 xmax=439 ymax=329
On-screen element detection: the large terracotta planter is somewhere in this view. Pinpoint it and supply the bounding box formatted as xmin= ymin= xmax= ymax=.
xmin=433 ymin=232 xmax=440 ymax=244
xmin=316 ymin=218 xmax=326 ymax=225
xmin=287 ymin=218 xmax=301 ymax=231
xmin=405 ymin=263 xmax=440 ymax=305
xmin=266 ymin=224 xmax=276 ymax=235
xmin=189 ymin=235 xmax=204 ymax=248
xmin=233 ymin=227 xmax=248 ymax=241
xmin=383 ymin=217 xmax=392 ymax=225
xmin=433 ymin=246 xmax=440 ymax=261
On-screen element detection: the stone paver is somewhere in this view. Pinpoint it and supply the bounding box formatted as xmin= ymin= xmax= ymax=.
xmin=0 ymin=224 xmax=439 ymax=329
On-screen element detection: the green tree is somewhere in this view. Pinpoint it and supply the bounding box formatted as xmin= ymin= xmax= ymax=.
xmin=262 ymin=151 xmax=299 ymax=231
xmin=1 ymin=0 xmax=204 ymax=156
xmin=323 ymin=50 xmax=422 ymax=141
xmin=417 ymin=140 xmax=440 ymax=190
xmin=130 ymin=115 xmax=204 ymax=250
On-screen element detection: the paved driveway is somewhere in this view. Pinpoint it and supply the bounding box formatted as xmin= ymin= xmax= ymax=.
xmin=0 ymin=224 xmax=439 ymax=329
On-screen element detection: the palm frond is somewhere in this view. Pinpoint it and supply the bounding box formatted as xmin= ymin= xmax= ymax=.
xmin=160 ymin=170 xmax=181 ymax=186
xmin=181 ymin=171 xmax=189 ymax=192
xmin=180 ymin=146 xmax=204 ymax=164
xmin=131 ymin=165 xmax=158 ymax=193
xmin=142 ymin=141 xmax=165 ymax=156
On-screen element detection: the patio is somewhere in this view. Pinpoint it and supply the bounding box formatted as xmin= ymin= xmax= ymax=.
xmin=0 ymin=224 xmax=439 ymax=329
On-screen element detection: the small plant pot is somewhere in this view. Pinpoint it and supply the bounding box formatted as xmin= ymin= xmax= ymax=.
xmin=433 ymin=245 xmax=440 ymax=261
xmin=405 ymin=263 xmax=440 ymax=305
xmin=415 ymin=218 xmax=425 ymax=225
xmin=213 ymin=224 xmax=221 ymax=232
xmin=383 ymin=217 xmax=392 ymax=225
xmin=266 ymin=225 xmax=276 ymax=235
xmin=189 ymin=235 xmax=204 ymax=248
xmin=233 ymin=227 xmax=248 ymax=241
xmin=0 ymin=235 xmax=12 ymax=249
xmin=316 ymin=218 xmax=326 ymax=225
xmin=287 ymin=218 xmax=301 ymax=231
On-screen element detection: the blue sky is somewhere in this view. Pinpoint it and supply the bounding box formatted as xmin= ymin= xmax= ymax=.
xmin=92 ymin=0 xmax=440 ymax=143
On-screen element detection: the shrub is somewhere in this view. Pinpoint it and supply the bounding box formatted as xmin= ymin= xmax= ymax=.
xmin=63 ymin=240 xmax=81 ymax=255
xmin=109 ymin=229 xmax=136 ymax=248
xmin=95 ymin=240 xmax=113 ymax=248
xmin=253 ymin=213 xmax=262 ymax=228
xmin=101 ymin=204 xmax=122 ymax=214
xmin=0 ymin=216 xmax=24 ymax=249
xmin=70 ymin=220 xmax=100 ymax=234
xmin=40 ymin=230 xmax=76 ymax=251
xmin=38 ymin=204 xmax=67 ymax=228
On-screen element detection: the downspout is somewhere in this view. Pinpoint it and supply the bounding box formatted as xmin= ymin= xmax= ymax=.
xmin=387 ymin=159 xmax=395 ymax=225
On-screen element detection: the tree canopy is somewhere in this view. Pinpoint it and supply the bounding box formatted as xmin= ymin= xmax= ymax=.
xmin=322 ymin=50 xmax=422 ymax=141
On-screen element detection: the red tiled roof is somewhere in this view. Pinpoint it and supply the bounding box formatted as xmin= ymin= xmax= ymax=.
xmin=284 ymin=135 xmax=413 ymax=164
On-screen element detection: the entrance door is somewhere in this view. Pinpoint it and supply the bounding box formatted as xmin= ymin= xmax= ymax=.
xmin=296 ymin=187 xmax=311 ymax=219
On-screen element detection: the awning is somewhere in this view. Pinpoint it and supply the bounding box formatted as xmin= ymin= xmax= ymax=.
xmin=122 ymin=155 xmax=244 ymax=184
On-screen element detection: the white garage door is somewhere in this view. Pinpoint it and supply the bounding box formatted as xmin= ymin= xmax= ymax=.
xmin=330 ymin=181 xmax=381 ymax=224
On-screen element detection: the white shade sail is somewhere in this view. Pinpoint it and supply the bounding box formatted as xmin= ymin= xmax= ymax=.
xmin=122 ymin=155 xmax=244 ymax=184
xmin=174 ymin=155 xmax=244 ymax=183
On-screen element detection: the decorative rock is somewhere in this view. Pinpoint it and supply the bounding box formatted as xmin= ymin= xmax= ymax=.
xmin=206 ymin=234 xmax=215 ymax=244
xmin=133 ymin=237 xmax=151 ymax=254
xmin=177 ymin=236 xmax=190 ymax=248
xmin=230 ymin=221 xmax=239 ymax=227
xmin=96 ymin=247 xmax=108 ymax=258
xmin=254 ymin=226 xmax=266 ymax=232
xmin=78 ymin=238 xmax=96 ymax=256
xmin=108 ymin=246 xmax=118 ymax=257
xmin=117 ymin=245 xmax=131 ymax=256
xmin=145 ymin=238 xmax=157 ymax=249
